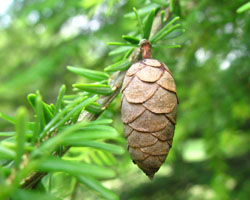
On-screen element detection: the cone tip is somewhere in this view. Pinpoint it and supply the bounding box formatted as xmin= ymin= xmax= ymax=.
xmin=147 ymin=174 xmax=155 ymax=180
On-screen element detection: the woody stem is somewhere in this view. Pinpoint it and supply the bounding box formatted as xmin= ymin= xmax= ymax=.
xmin=140 ymin=40 xmax=152 ymax=59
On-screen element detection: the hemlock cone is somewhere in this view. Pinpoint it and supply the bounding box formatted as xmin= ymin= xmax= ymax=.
xmin=121 ymin=58 xmax=178 ymax=179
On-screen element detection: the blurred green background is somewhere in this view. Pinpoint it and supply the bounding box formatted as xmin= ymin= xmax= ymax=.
xmin=0 ymin=0 xmax=250 ymax=199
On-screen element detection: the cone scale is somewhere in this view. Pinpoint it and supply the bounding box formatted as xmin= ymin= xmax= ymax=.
xmin=121 ymin=40 xmax=178 ymax=179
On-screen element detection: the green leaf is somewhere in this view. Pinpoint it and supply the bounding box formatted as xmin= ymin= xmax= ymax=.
xmin=143 ymin=9 xmax=156 ymax=39
xmin=160 ymin=10 xmax=165 ymax=24
xmin=2 ymin=141 xmax=34 ymax=152
xmin=99 ymin=79 xmax=108 ymax=85
xmin=40 ymin=96 xmax=88 ymax=137
xmin=237 ymin=2 xmax=250 ymax=13
xmin=28 ymin=92 xmax=54 ymax=138
xmin=0 ymin=131 xmax=15 ymax=137
xmin=67 ymin=66 xmax=109 ymax=81
xmin=109 ymin=46 xmax=132 ymax=56
xmin=75 ymin=124 xmax=118 ymax=136
xmin=125 ymin=3 xmax=161 ymax=18
xmin=32 ymin=121 xmax=89 ymax=158
xmin=133 ymin=7 xmax=144 ymax=37
xmin=96 ymin=151 xmax=115 ymax=166
xmin=71 ymin=110 xmax=81 ymax=124
xmin=65 ymin=141 xmax=124 ymax=155
xmin=150 ymin=16 xmax=180 ymax=43
xmin=163 ymin=28 xmax=185 ymax=39
xmin=15 ymin=107 xmax=28 ymax=170
xmin=0 ymin=112 xmax=15 ymax=124
xmin=151 ymin=23 xmax=181 ymax=43
xmin=122 ymin=35 xmax=140 ymax=44
xmin=0 ymin=167 xmax=5 ymax=182
xmin=100 ymin=151 xmax=118 ymax=166
xmin=27 ymin=93 xmax=36 ymax=109
xmin=63 ymin=93 xmax=88 ymax=101
xmin=0 ymin=146 xmax=16 ymax=160
xmin=153 ymin=44 xmax=181 ymax=48
xmin=63 ymin=94 xmax=77 ymax=100
xmin=42 ymin=103 xmax=54 ymax=123
xmin=34 ymin=94 xmax=45 ymax=141
xmin=48 ymin=95 xmax=99 ymax=134
xmin=151 ymin=0 xmax=168 ymax=6
xmin=1 ymin=167 xmax=11 ymax=179
xmin=36 ymin=157 xmax=116 ymax=179
xmin=88 ymin=118 xmax=113 ymax=125
xmin=49 ymin=104 xmax=55 ymax=114
xmin=27 ymin=93 xmax=53 ymax=125
xmin=77 ymin=175 xmax=119 ymax=200
xmin=107 ymin=42 xmax=136 ymax=46
xmin=12 ymin=189 xmax=59 ymax=200
xmin=64 ymin=125 xmax=119 ymax=142
xmin=123 ymin=47 xmax=135 ymax=59
xmin=73 ymin=84 xmax=112 ymax=95
xmin=170 ymin=0 xmax=175 ymax=12
xmin=54 ymin=84 xmax=66 ymax=114
xmin=0 ymin=131 xmax=33 ymax=140
xmin=104 ymin=60 xmax=130 ymax=72
xmin=89 ymin=151 xmax=104 ymax=166
xmin=86 ymin=103 xmax=103 ymax=114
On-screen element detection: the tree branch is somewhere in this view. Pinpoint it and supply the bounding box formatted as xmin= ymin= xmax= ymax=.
xmin=21 ymin=7 xmax=169 ymax=189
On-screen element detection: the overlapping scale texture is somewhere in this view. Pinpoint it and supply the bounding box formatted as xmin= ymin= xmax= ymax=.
xmin=121 ymin=58 xmax=178 ymax=179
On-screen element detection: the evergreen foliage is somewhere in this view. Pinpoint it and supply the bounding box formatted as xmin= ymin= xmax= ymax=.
xmin=0 ymin=0 xmax=249 ymax=199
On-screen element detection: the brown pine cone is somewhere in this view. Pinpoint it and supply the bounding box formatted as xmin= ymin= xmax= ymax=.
xmin=121 ymin=58 xmax=178 ymax=179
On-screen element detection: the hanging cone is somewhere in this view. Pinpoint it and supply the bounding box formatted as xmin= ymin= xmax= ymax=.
xmin=121 ymin=40 xmax=178 ymax=179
